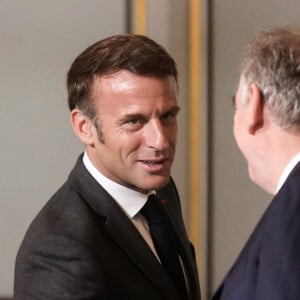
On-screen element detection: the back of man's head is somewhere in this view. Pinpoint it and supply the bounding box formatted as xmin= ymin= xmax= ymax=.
xmin=241 ymin=27 xmax=300 ymax=131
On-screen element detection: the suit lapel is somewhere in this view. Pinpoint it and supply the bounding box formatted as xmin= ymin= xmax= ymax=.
xmin=104 ymin=203 xmax=179 ymax=299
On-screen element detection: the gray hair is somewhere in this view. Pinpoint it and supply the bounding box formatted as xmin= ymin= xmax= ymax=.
xmin=241 ymin=27 xmax=300 ymax=130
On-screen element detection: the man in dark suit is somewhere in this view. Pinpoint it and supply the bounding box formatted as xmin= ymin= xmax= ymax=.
xmin=212 ymin=27 xmax=300 ymax=299
xmin=14 ymin=34 xmax=201 ymax=299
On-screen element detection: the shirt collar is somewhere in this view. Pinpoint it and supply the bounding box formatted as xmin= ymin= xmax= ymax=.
xmin=276 ymin=152 xmax=300 ymax=193
xmin=83 ymin=152 xmax=153 ymax=218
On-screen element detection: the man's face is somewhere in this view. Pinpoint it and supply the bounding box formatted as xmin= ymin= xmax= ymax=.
xmin=87 ymin=70 xmax=179 ymax=193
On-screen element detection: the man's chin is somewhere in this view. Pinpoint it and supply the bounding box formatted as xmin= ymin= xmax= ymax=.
xmin=134 ymin=175 xmax=170 ymax=193
xmin=145 ymin=175 xmax=170 ymax=190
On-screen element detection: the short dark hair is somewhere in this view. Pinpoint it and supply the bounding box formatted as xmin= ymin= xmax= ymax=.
xmin=67 ymin=34 xmax=178 ymax=119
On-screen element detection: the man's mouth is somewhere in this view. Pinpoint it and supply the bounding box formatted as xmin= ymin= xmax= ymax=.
xmin=141 ymin=159 xmax=164 ymax=165
xmin=138 ymin=157 xmax=171 ymax=173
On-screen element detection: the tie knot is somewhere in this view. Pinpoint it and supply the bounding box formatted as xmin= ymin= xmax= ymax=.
xmin=140 ymin=194 xmax=160 ymax=222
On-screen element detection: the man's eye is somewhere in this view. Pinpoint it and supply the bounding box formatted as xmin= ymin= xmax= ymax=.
xmin=123 ymin=118 xmax=145 ymax=131
xmin=128 ymin=118 xmax=143 ymax=125
xmin=162 ymin=111 xmax=177 ymax=121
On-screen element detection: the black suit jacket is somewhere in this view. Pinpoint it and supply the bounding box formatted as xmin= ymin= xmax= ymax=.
xmin=14 ymin=154 xmax=201 ymax=300
xmin=212 ymin=162 xmax=300 ymax=300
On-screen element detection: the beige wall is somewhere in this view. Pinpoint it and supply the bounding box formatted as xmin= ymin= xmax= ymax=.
xmin=0 ymin=0 xmax=126 ymax=296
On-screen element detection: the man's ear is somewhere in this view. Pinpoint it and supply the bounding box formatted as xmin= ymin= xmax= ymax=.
xmin=247 ymin=83 xmax=264 ymax=134
xmin=70 ymin=109 xmax=95 ymax=145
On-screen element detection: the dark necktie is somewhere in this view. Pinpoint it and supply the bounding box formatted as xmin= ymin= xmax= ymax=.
xmin=141 ymin=194 xmax=188 ymax=300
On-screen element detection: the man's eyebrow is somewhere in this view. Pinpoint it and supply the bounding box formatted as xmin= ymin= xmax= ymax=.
xmin=120 ymin=112 xmax=144 ymax=119
xmin=168 ymin=105 xmax=181 ymax=113
xmin=117 ymin=105 xmax=181 ymax=121
xmin=116 ymin=113 xmax=146 ymax=124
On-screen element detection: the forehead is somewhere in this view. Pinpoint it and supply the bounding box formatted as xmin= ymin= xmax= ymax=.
xmin=92 ymin=70 xmax=178 ymax=107
xmin=95 ymin=69 xmax=177 ymax=89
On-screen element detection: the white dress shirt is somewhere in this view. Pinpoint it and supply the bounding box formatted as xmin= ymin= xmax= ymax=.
xmin=83 ymin=152 xmax=159 ymax=259
xmin=276 ymin=152 xmax=300 ymax=193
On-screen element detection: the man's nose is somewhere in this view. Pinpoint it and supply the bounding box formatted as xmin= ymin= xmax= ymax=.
xmin=144 ymin=120 xmax=169 ymax=150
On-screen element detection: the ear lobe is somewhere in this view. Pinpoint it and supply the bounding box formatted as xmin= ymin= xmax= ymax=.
xmin=70 ymin=109 xmax=95 ymax=145
xmin=247 ymin=83 xmax=264 ymax=134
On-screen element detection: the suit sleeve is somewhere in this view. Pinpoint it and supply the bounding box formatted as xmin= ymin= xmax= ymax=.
xmin=14 ymin=232 xmax=108 ymax=300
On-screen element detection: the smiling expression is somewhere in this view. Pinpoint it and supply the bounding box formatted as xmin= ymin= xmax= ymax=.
xmin=86 ymin=70 xmax=179 ymax=193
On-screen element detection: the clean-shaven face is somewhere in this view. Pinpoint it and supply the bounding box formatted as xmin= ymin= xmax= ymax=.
xmin=88 ymin=70 xmax=179 ymax=193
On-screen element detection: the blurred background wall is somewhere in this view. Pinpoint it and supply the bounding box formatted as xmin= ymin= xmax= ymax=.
xmin=0 ymin=0 xmax=127 ymax=297
xmin=1 ymin=0 xmax=300 ymax=299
